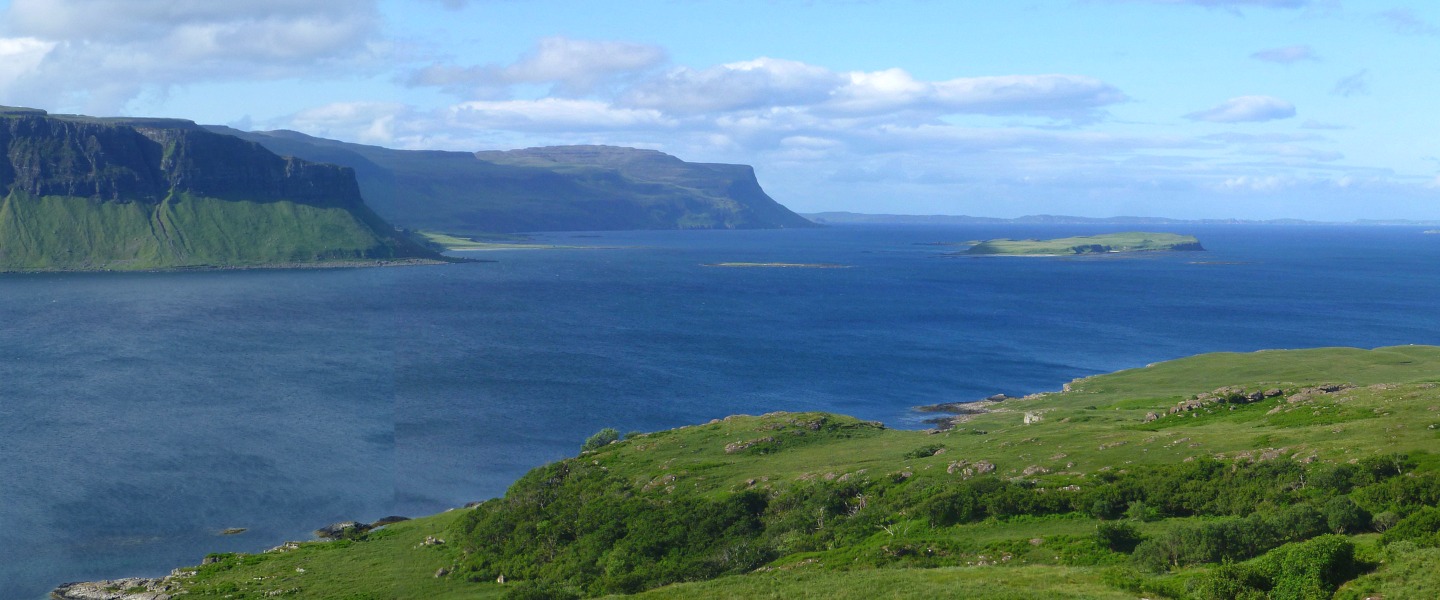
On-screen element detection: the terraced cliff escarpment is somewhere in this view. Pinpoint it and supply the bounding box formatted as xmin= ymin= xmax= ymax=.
xmin=0 ymin=107 xmax=439 ymax=271
xmin=209 ymin=127 xmax=817 ymax=234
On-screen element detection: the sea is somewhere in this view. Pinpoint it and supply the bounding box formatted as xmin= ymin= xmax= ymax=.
xmin=3 ymin=223 xmax=1440 ymax=599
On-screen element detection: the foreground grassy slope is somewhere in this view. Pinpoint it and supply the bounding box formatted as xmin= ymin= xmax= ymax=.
xmin=148 ymin=346 xmax=1440 ymax=599
xmin=965 ymin=232 xmax=1204 ymax=255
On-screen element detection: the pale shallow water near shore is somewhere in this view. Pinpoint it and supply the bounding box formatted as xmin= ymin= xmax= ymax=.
xmin=4 ymin=224 xmax=1440 ymax=599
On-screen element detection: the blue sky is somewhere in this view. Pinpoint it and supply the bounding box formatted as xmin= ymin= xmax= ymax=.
xmin=1 ymin=0 xmax=1437 ymax=220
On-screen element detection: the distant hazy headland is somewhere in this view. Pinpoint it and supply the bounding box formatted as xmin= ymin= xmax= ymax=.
xmin=806 ymin=211 xmax=1440 ymax=227
xmin=210 ymin=127 xmax=817 ymax=235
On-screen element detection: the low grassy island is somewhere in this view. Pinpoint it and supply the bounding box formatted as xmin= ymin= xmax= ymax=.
xmin=963 ymin=232 xmax=1204 ymax=256
xmin=55 ymin=346 xmax=1440 ymax=600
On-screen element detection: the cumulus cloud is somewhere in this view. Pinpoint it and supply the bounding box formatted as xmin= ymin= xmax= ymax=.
xmin=1250 ymin=44 xmax=1318 ymax=63
xmin=407 ymin=37 xmax=666 ymax=97
xmin=287 ymin=101 xmax=414 ymax=145
xmin=1185 ymin=96 xmax=1296 ymax=122
xmin=0 ymin=0 xmax=382 ymax=112
xmin=621 ymin=58 xmax=842 ymax=114
xmin=1331 ymin=70 xmax=1369 ymax=97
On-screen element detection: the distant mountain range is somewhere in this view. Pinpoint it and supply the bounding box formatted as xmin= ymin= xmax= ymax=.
xmin=208 ymin=127 xmax=816 ymax=235
xmin=0 ymin=107 xmax=438 ymax=271
xmin=805 ymin=211 xmax=1440 ymax=227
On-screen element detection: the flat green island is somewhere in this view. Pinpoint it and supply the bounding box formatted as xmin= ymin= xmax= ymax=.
xmin=962 ymin=232 xmax=1204 ymax=256
xmin=58 ymin=345 xmax=1440 ymax=600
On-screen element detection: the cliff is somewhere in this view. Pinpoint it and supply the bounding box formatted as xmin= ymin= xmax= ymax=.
xmin=0 ymin=107 xmax=440 ymax=271
xmin=207 ymin=127 xmax=817 ymax=234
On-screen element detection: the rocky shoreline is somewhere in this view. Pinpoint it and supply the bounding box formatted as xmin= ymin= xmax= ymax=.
xmin=50 ymin=516 xmax=415 ymax=599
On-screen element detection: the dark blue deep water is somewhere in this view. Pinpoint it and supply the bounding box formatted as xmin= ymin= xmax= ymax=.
xmin=3 ymin=224 xmax=1440 ymax=598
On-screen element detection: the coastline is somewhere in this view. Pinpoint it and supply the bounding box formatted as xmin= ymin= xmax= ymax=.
xmin=0 ymin=257 xmax=467 ymax=275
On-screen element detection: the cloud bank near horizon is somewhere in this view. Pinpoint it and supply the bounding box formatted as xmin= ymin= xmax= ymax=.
xmin=0 ymin=0 xmax=1432 ymax=220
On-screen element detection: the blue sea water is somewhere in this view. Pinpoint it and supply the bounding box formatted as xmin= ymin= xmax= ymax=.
xmin=3 ymin=224 xmax=1440 ymax=598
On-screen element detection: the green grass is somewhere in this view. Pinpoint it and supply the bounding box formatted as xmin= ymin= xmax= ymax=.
xmin=141 ymin=346 xmax=1440 ymax=599
xmin=627 ymin=565 xmax=1139 ymax=599
xmin=964 ymin=232 xmax=1203 ymax=255
xmin=176 ymin=510 xmax=504 ymax=600
xmin=0 ymin=191 xmax=413 ymax=271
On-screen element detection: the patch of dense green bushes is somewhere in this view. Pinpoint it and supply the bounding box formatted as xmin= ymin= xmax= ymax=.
xmin=449 ymin=451 xmax=1432 ymax=597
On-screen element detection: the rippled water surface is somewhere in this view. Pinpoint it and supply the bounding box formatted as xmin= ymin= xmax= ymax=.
xmin=4 ymin=224 xmax=1440 ymax=598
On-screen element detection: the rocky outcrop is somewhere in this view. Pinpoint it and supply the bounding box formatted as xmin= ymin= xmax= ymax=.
xmin=51 ymin=574 xmax=184 ymax=600
xmin=1148 ymin=385 xmax=1291 ymax=421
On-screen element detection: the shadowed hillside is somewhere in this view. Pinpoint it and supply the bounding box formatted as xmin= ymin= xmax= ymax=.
xmin=208 ymin=127 xmax=816 ymax=234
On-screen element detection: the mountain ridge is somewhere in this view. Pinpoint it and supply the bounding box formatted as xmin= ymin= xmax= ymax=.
xmin=208 ymin=126 xmax=816 ymax=234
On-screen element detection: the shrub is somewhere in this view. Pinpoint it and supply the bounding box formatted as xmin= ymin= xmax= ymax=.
xmin=1191 ymin=561 xmax=1269 ymax=600
xmin=1125 ymin=500 xmax=1159 ymax=522
xmin=1254 ymin=534 xmax=1356 ymax=600
xmin=581 ymin=428 xmax=620 ymax=452
xmin=1322 ymin=496 xmax=1371 ymax=534
xmin=903 ymin=443 xmax=945 ymax=459
xmin=1095 ymin=521 xmax=1143 ymax=553
xmin=1381 ymin=506 xmax=1440 ymax=547
xmin=1371 ymin=511 xmax=1399 ymax=533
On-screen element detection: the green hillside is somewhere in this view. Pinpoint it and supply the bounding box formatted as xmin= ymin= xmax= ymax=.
xmin=0 ymin=107 xmax=441 ymax=271
xmin=207 ymin=127 xmax=817 ymax=235
xmin=965 ymin=232 xmax=1205 ymax=255
xmin=62 ymin=346 xmax=1440 ymax=599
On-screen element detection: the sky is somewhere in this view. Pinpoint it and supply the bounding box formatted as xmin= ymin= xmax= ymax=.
xmin=0 ymin=0 xmax=1437 ymax=220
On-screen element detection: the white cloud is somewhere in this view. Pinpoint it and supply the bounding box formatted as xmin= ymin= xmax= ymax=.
xmin=1185 ymin=95 xmax=1296 ymax=122
xmin=408 ymin=37 xmax=666 ymax=97
xmin=1250 ymin=44 xmax=1318 ymax=63
xmin=621 ymin=58 xmax=842 ymax=114
xmin=927 ymin=74 xmax=1127 ymax=116
xmin=0 ymin=37 xmax=54 ymax=88
xmin=0 ymin=0 xmax=382 ymax=112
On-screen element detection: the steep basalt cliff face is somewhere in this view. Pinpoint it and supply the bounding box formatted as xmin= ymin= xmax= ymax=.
xmin=0 ymin=108 xmax=438 ymax=271
xmin=209 ymin=127 xmax=816 ymax=234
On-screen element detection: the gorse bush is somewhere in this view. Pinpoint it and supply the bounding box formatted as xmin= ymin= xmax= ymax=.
xmin=581 ymin=428 xmax=619 ymax=452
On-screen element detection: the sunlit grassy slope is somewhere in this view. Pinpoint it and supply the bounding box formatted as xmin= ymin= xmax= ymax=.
xmin=0 ymin=192 xmax=408 ymax=270
xmin=156 ymin=346 xmax=1440 ymax=599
